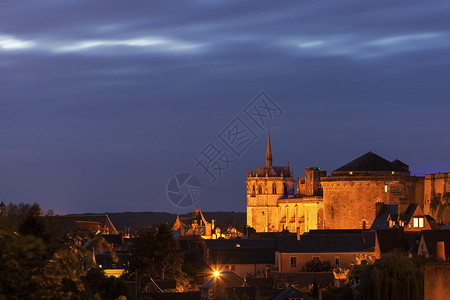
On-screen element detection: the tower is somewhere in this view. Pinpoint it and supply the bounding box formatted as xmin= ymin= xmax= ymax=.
xmin=246 ymin=132 xmax=295 ymax=232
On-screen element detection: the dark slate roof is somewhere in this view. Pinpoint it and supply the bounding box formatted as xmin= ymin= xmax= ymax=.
xmin=200 ymin=271 xmax=247 ymax=290
xmin=204 ymin=239 xmax=275 ymax=250
xmin=276 ymin=232 xmax=375 ymax=253
xmin=376 ymin=229 xmax=409 ymax=254
xmin=334 ymin=151 xmax=408 ymax=172
xmin=272 ymin=272 xmax=334 ymax=289
xmin=208 ymin=250 xmax=274 ymax=265
xmin=421 ymin=230 xmax=450 ymax=255
xmin=392 ymin=159 xmax=409 ymax=172
xmin=370 ymin=205 xmax=398 ymax=230
xmin=254 ymin=165 xmax=291 ymax=177
xmin=245 ymin=277 xmax=274 ymax=288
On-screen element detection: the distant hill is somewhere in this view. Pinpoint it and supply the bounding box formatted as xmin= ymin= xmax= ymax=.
xmin=95 ymin=211 xmax=246 ymax=232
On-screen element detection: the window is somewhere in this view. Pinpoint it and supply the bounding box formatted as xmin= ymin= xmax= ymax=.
xmin=290 ymin=257 xmax=297 ymax=268
xmin=312 ymin=256 xmax=320 ymax=261
xmin=384 ymin=184 xmax=388 ymax=193
xmin=362 ymin=220 xmax=367 ymax=230
xmin=413 ymin=217 xmax=424 ymax=228
xmin=258 ymin=185 xmax=263 ymax=194
xmin=335 ymin=257 xmax=340 ymax=265
xmin=272 ymin=183 xmax=277 ymax=194
xmin=252 ymin=185 xmax=255 ymax=194
xmin=283 ymin=183 xmax=288 ymax=195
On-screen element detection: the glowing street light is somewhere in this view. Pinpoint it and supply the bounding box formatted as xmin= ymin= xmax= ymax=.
xmin=214 ymin=271 xmax=220 ymax=277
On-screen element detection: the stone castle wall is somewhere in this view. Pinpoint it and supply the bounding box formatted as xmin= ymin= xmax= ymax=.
xmin=424 ymin=173 xmax=450 ymax=223
xmin=321 ymin=176 xmax=424 ymax=229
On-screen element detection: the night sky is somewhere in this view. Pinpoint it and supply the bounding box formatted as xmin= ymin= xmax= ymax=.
xmin=1 ymin=1 xmax=449 ymax=215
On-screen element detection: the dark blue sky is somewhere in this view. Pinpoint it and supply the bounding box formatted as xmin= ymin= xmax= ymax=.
xmin=1 ymin=0 xmax=449 ymax=214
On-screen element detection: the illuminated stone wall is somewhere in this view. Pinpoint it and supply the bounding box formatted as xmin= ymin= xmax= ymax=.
xmin=321 ymin=176 xmax=424 ymax=229
xmin=424 ymin=173 xmax=450 ymax=223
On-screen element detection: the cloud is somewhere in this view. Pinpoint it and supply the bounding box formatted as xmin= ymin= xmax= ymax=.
xmin=0 ymin=35 xmax=35 ymax=50
xmin=55 ymin=37 xmax=205 ymax=53
xmin=0 ymin=0 xmax=450 ymax=213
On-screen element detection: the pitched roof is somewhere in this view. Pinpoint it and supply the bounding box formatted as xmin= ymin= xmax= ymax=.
xmin=421 ymin=230 xmax=450 ymax=256
xmin=208 ymin=250 xmax=274 ymax=265
xmin=334 ymin=151 xmax=408 ymax=172
xmin=276 ymin=232 xmax=375 ymax=253
xmin=200 ymin=271 xmax=247 ymax=290
xmin=254 ymin=165 xmax=291 ymax=177
xmin=370 ymin=204 xmax=399 ymax=230
xmin=58 ymin=214 xmax=118 ymax=235
xmin=370 ymin=203 xmax=435 ymax=231
xmin=204 ymin=239 xmax=276 ymax=249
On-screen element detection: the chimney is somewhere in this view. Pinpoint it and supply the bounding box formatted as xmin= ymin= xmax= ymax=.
xmin=376 ymin=202 xmax=384 ymax=218
xmin=437 ymin=241 xmax=445 ymax=262
xmin=296 ymin=227 xmax=301 ymax=241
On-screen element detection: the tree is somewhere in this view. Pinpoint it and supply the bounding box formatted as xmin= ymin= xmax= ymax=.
xmin=302 ymin=258 xmax=334 ymax=272
xmin=0 ymin=209 xmax=121 ymax=299
xmin=358 ymin=250 xmax=424 ymax=300
xmin=83 ymin=268 xmax=132 ymax=300
xmin=127 ymin=224 xmax=184 ymax=285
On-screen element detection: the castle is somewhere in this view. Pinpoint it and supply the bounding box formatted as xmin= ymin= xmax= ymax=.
xmin=246 ymin=133 xmax=450 ymax=233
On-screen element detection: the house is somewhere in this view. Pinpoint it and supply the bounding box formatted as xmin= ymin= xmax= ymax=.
xmin=202 ymin=239 xmax=276 ymax=279
xmin=371 ymin=203 xmax=436 ymax=232
xmin=418 ymin=230 xmax=450 ymax=261
xmin=275 ymin=231 xmax=375 ymax=272
xmin=199 ymin=271 xmax=248 ymax=300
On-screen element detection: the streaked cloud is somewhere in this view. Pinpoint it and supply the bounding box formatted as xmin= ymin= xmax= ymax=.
xmin=0 ymin=35 xmax=35 ymax=50
xmin=56 ymin=37 xmax=204 ymax=53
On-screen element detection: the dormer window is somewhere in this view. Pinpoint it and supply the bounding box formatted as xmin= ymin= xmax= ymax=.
xmin=413 ymin=217 xmax=424 ymax=228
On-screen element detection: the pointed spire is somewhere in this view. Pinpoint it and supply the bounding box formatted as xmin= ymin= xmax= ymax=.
xmin=266 ymin=130 xmax=272 ymax=167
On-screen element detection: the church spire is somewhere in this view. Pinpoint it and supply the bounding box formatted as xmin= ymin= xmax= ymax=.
xmin=266 ymin=130 xmax=272 ymax=167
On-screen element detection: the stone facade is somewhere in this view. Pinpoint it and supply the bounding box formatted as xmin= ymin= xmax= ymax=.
xmin=424 ymin=173 xmax=450 ymax=224
xmin=246 ymin=133 xmax=324 ymax=233
xmin=321 ymin=176 xmax=424 ymax=229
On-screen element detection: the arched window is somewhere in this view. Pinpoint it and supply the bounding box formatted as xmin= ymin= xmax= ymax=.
xmin=272 ymin=183 xmax=277 ymax=194
xmin=252 ymin=185 xmax=255 ymax=194
xmin=258 ymin=185 xmax=263 ymax=194
xmin=362 ymin=220 xmax=367 ymax=230
xmin=283 ymin=183 xmax=288 ymax=195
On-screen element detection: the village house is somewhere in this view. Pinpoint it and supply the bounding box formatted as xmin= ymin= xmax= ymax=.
xmin=275 ymin=230 xmax=375 ymax=272
xmin=202 ymin=239 xmax=276 ymax=279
